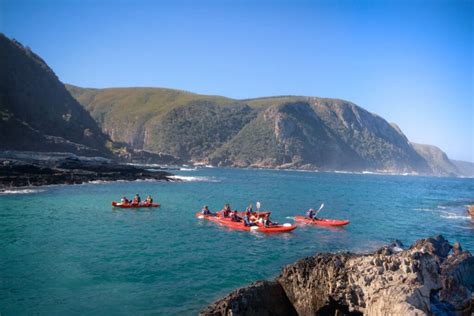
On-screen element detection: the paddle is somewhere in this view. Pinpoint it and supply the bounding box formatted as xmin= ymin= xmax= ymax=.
xmin=313 ymin=203 xmax=325 ymax=219
xmin=256 ymin=201 xmax=261 ymax=212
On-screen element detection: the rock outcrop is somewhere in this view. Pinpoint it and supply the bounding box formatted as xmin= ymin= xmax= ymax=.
xmin=0 ymin=151 xmax=173 ymax=189
xmin=201 ymin=236 xmax=474 ymax=316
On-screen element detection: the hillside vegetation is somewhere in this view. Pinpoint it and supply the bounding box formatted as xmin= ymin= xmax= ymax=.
xmin=67 ymin=85 xmax=440 ymax=174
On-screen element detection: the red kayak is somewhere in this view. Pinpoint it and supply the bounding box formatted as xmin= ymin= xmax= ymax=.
xmin=112 ymin=201 xmax=160 ymax=208
xmin=294 ymin=215 xmax=349 ymax=226
xmin=196 ymin=212 xmax=297 ymax=233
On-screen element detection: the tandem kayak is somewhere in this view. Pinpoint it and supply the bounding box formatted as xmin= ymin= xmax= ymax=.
xmin=293 ymin=215 xmax=349 ymax=226
xmin=195 ymin=212 xmax=297 ymax=233
xmin=112 ymin=201 xmax=160 ymax=208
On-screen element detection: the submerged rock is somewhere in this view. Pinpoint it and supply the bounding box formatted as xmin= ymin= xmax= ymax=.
xmin=201 ymin=236 xmax=473 ymax=316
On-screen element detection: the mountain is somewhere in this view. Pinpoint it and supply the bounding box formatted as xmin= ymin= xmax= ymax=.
xmin=411 ymin=143 xmax=460 ymax=177
xmin=67 ymin=84 xmax=438 ymax=174
xmin=451 ymin=160 xmax=474 ymax=177
xmin=210 ymin=100 xmax=431 ymax=172
xmin=0 ymin=34 xmax=110 ymax=156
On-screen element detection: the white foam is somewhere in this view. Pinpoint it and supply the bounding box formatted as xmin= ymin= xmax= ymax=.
xmin=0 ymin=189 xmax=44 ymax=195
xmin=179 ymin=167 xmax=197 ymax=171
xmin=168 ymin=175 xmax=220 ymax=182
xmin=440 ymin=213 xmax=471 ymax=220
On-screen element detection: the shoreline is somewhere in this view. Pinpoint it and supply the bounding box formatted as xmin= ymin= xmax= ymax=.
xmin=0 ymin=152 xmax=174 ymax=191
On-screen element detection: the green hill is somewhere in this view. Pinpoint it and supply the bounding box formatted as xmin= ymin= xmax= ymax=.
xmin=67 ymin=85 xmax=436 ymax=173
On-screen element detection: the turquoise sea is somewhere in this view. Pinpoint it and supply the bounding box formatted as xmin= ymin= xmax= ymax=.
xmin=1 ymin=167 xmax=473 ymax=315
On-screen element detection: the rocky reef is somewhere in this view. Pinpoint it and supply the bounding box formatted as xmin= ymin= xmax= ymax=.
xmin=201 ymin=236 xmax=474 ymax=316
xmin=0 ymin=151 xmax=173 ymax=190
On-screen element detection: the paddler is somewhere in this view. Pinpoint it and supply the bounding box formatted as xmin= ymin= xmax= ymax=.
xmin=306 ymin=208 xmax=315 ymax=219
xmin=245 ymin=204 xmax=254 ymax=216
xmin=201 ymin=205 xmax=211 ymax=215
xmin=263 ymin=214 xmax=272 ymax=227
xmin=221 ymin=204 xmax=231 ymax=218
xmin=120 ymin=196 xmax=129 ymax=206
xmin=144 ymin=195 xmax=153 ymax=206
xmin=243 ymin=213 xmax=255 ymax=226
xmin=230 ymin=210 xmax=241 ymax=222
xmin=132 ymin=194 xmax=141 ymax=206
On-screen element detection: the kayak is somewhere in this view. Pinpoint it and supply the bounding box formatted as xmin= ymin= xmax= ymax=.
xmin=112 ymin=201 xmax=160 ymax=208
xmin=293 ymin=215 xmax=349 ymax=226
xmin=196 ymin=212 xmax=297 ymax=233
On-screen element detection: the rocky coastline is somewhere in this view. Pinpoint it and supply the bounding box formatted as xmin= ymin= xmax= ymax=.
xmin=0 ymin=151 xmax=173 ymax=190
xmin=201 ymin=235 xmax=474 ymax=316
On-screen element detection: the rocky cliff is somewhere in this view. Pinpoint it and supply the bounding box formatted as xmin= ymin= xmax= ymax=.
xmin=411 ymin=143 xmax=460 ymax=177
xmin=67 ymin=84 xmax=446 ymax=174
xmin=201 ymin=236 xmax=474 ymax=316
xmin=211 ymin=100 xmax=431 ymax=172
xmin=0 ymin=34 xmax=110 ymax=156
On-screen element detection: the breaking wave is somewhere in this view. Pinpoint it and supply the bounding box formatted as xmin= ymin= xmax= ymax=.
xmin=0 ymin=189 xmax=45 ymax=195
xmin=168 ymin=175 xmax=220 ymax=182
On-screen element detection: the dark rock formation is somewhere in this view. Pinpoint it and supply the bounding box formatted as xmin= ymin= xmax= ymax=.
xmin=201 ymin=236 xmax=474 ymax=316
xmin=199 ymin=281 xmax=297 ymax=316
xmin=0 ymin=34 xmax=111 ymax=156
xmin=0 ymin=151 xmax=172 ymax=189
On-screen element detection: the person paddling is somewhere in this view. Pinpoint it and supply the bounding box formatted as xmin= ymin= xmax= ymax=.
xmin=231 ymin=210 xmax=241 ymax=222
xmin=132 ymin=194 xmax=141 ymax=206
xmin=201 ymin=205 xmax=211 ymax=215
xmin=144 ymin=195 xmax=153 ymax=206
xmin=221 ymin=204 xmax=231 ymax=218
xmin=306 ymin=208 xmax=315 ymax=219
xmin=263 ymin=214 xmax=272 ymax=227
xmin=245 ymin=204 xmax=253 ymax=216
xmin=120 ymin=196 xmax=129 ymax=205
xmin=243 ymin=213 xmax=256 ymax=226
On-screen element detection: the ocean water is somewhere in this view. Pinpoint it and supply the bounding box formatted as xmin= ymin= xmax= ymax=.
xmin=1 ymin=168 xmax=473 ymax=315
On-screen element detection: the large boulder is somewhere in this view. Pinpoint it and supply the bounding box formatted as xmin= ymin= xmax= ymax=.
xmin=201 ymin=236 xmax=474 ymax=316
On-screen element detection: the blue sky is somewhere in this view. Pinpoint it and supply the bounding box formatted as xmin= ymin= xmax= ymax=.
xmin=1 ymin=0 xmax=473 ymax=161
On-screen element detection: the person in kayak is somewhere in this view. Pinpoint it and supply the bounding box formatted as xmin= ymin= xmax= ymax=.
xmin=243 ymin=213 xmax=256 ymax=226
xmin=230 ymin=210 xmax=241 ymax=222
xmin=120 ymin=196 xmax=129 ymax=205
xmin=132 ymin=194 xmax=141 ymax=206
xmin=221 ymin=204 xmax=231 ymax=218
xmin=245 ymin=204 xmax=253 ymax=216
xmin=249 ymin=212 xmax=258 ymax=223
xmin=306 ymin=208 xmax=315 ymax=219
xmin=263 ymin=214 xmax=272 ymax=227
xmin=201 ymin=205 xmax=211 ymax=215
xmin=144 ymin=195 xmax=153 ymax=206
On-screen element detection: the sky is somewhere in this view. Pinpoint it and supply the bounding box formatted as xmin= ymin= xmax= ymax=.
xmin=1 ymin=0 xmax=473 ymax=161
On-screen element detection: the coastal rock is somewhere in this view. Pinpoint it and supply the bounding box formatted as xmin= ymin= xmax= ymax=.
xmin=199 ymin=281 xmax=297 ymax=316
xmin=0 ymin=151 xmax=173 ymax=189
xmin=201 ymin=236 xmax=474 ymax=316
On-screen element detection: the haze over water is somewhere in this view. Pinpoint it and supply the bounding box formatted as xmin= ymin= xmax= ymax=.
xmin=1 ymin=167 xmax=473 ymax=314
